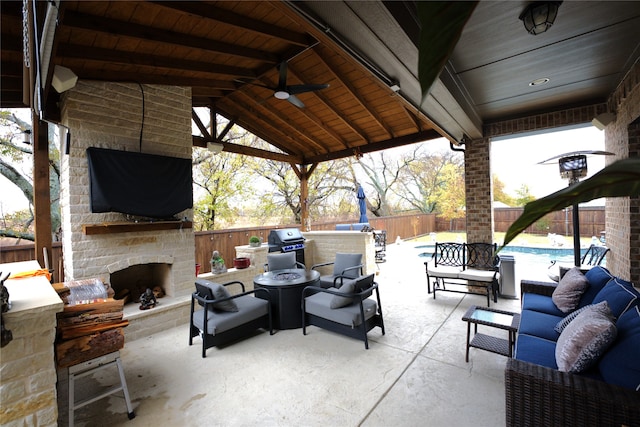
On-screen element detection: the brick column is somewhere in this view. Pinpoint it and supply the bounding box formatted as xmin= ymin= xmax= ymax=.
xmin=464 ymin=137 xmax=493 ymax=243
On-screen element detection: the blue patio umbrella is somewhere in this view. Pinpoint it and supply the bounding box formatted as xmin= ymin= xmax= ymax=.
xmin=357 ymin=185 xmax=368 ymax=223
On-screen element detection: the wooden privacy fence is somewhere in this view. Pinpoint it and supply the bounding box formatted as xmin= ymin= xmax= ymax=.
xmin=1 ymin=207 xmax=604 ymax=277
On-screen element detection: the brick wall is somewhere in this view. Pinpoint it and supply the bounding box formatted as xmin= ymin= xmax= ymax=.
xmin=604 ymin=62 xmax=640 ymax=283
xmin=59 ymin=82 xmax=195 ymax=298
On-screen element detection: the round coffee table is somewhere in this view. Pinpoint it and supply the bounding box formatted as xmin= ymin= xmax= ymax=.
xmin=253 ymin=268 xmax=320 ymax=330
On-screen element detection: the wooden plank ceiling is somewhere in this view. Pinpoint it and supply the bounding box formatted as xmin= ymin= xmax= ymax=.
xmin=0 ymin=1 xmax=444 ymax=165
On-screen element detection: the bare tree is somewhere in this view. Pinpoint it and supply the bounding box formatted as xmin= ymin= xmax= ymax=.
xmin=394 ymin=146 xmax=463 ymax=214
xmin=0 ymin=110 xmax=61 ymax=240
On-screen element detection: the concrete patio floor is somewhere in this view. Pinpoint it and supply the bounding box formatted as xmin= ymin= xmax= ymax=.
xmin=57 ymin=239 xmax=547 ymax=427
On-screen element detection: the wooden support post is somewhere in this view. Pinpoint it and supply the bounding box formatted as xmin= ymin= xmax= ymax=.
xmin=33 ymin=118 xmax=52 ymax=269
xmin=291 ymin=163 xmax=317 ymax=231
xmin=300 ymin=165 xmax=309 ymax=230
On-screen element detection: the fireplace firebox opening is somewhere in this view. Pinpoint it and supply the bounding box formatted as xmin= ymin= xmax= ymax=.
xmin=110 ymin=263 xmax=170 ymax=305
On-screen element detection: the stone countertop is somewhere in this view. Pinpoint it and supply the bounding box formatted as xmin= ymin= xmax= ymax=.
xmin=1 ymin=260 xmax=63 ymax=315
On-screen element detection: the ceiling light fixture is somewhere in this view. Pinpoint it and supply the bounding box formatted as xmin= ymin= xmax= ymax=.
xmin=207 ymin=142 xmax=224 ymax=154
xmin=519 ymin=2 xmax=561 ymax=35
xmin=529 ymin=77 xmax=550 ymax=87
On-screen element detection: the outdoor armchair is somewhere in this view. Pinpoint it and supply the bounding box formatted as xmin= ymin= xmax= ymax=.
xmin=189 ymin=279 xmax=272 ymax=358
xmin=264 ymin=252 xmax=305 ymax=272
xmin=311 ymin=252 xmax=363 ymax=288
xmin=301 ymin=273 xmax=385 ymax=349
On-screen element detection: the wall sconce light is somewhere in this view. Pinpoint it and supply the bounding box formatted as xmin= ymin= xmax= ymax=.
xmin=207 ymin=141 xmax=224 ymax=154
xmin=519 ymin=2 xmax=562 ymax=35
xmin=591 ymin=112 xmax=616 ymax=130
xmin=52 ymin=65 xmax=78 ymax=93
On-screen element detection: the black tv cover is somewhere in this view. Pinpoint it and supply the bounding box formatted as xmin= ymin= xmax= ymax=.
xmin=87 ymin=147 xmax=193 ymax=219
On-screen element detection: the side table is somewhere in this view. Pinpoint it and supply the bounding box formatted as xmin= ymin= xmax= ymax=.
xmin=462 ymin=305 xmax=520 ymax=362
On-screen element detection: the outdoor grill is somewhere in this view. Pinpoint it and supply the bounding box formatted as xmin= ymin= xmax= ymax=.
xmin=268 ymin=228 xmax=305 ymax=266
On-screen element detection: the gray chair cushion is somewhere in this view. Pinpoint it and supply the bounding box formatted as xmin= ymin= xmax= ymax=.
xmin=305 ymin=292 xmax=377 ymax=327
xmin=333 ymin=253 xmax=363 ymax=278
xmin=267 ymin=252 xmax=296 ymax=271
xmin=193 ymin=295 xmax=268 ymax=335
xmin=195 ymin=279 xmax=238 ymax=312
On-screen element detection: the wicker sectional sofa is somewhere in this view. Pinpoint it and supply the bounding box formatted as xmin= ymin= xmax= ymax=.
xmin=505 ymin=266 xmax=640 ymax=426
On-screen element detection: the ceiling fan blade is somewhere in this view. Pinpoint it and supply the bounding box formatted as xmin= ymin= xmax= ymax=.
xmin=287 ymin=83 xmax=330 ymax=95
xmin=287 ymin=94 xmax=305 ymax=108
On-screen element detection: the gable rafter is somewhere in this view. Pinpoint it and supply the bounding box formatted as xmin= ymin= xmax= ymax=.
xmin=314 ymin=48 xmax=394 ymax=139
xmin=233 ymin=90 xmax=328 ymax=155
xmin=214 ymin=96 xmax=308 ymax=157
xmin=56 ymin=44 xmax=257 ymax=79
xmin=150 ymin=1 xmax=313 ymax=47
xmin=60 ymin=9 xmax=280 ymax=64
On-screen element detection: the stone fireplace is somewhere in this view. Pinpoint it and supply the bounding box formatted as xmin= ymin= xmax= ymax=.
xmin=59 ymin=81 xmax=196 ymax=339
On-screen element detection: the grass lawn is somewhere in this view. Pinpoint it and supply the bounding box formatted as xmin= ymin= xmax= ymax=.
xmin=408 ymin=231 xmax=595 ymax=248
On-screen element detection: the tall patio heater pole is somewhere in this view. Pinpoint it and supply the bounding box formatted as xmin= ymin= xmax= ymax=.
xmin=572 ymin=201 xmax=580 ymax=267
xmin=558 ymin=154 xmax=588 ymax=267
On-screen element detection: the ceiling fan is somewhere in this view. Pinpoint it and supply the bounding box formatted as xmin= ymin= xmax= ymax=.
xmin=242 ymin=61 xmax=329 ymax=108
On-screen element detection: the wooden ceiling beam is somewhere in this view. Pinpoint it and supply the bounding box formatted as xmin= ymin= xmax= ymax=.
xmin=192 ymin=135 xmax=301 ymax=164
xmin=313 ymin=48 xmax=394 ymax=139
xmin=61 ymin=10 xmax=279 ymax=64
xmin=150 ymin=1 xmax=313 ymax=47
xmin=192 ymin=109 xmax=211 ymax=140
xmin=305 ymin=129 xmax=441 ymax=164
xmin=213 ymin=97 xmax=308 ymax=157
xmin=57 ymin=44 xmax=257 ymax=79
xmin=69 ymin=69 xmax=236 ymax=90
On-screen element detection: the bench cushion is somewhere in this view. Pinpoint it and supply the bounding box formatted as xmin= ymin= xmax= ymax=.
xmin=522 ymin=292 xmax=565 ymax=317
xmin=592 ymin=277 xmax=640 ymax=319
xmin=519 ymin=310 xmax=562 ymax=342
xmin=193 ymin=295 xmax=268 ymax=335
xmin=598 ymin=306 xmax=640 ymax=391
xmin=426 ymin=261 xmax=461 ymax=279
xmin=458 ymin=268 xmax=498 ymax=283
xmin=305 ymin=292 xmax=377 ymax=327
xmin=514 ymin=334 xmax=558 ymax=369
xmin=581 ymin=266 xmax=615 ymax=306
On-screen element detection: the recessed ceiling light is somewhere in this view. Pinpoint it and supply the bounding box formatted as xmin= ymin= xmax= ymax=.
xmin=529 ymin=77 xmax=550 ymax=87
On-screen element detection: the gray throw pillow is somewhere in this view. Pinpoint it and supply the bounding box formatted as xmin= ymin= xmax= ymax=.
xmin=196 ymin=279 xmax=238 ymax=312
xmin=554 ymin=301 xmax=611 ymax=334
xmin=555 ymin=303 xmax=617 ymax=373
xmin=552 ymin=267 xmax=589 ymax=313
xmin=330 ymin=280 xmax=356 ymax=309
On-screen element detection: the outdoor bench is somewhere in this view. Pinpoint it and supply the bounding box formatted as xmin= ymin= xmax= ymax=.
xmin=424 ymin=242 xmax=500 ymax=306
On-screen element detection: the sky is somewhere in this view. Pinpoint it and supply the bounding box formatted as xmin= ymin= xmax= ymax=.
xmin=0 ymin=119 xmax=605 ymax=214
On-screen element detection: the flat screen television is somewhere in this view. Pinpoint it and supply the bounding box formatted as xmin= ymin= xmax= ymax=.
xmin=87 ymin=147 xmax=193 ymax=219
